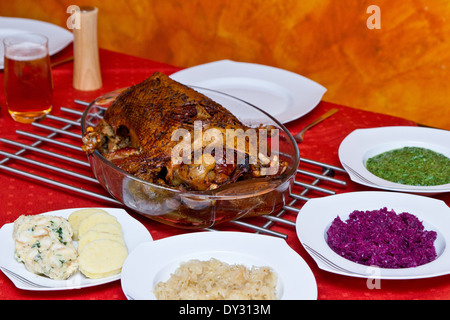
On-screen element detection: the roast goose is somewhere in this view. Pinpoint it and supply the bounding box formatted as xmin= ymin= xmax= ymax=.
xmin=82 ymin=72 xmax=286 ymax=191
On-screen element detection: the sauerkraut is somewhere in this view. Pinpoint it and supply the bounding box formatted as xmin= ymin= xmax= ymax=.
xmin=154 ymin=258 xmax=278 ymax=300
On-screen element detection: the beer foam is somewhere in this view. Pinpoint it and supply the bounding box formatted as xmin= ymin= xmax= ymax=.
xmin=5 ymin=42 xmax=48 ymax=61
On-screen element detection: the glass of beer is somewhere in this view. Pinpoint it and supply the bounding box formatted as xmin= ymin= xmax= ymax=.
xmin=3 ymin=33 xmax=54 ymax=123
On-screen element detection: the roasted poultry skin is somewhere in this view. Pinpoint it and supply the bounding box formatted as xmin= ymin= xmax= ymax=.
xmin=82 ymin=72 xmax=285 ymax=191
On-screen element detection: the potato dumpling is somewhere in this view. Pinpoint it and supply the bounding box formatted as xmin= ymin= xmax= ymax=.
xmin=77 ymin=212 xmax=121 ymax=239
xmin=78 ymin=230 xmax=125 ymax=253
xmin=69 ymin=208 xmax=109 ymax=240
xmin=78 ymin=239 xmax=128 ymax=279
xmin=68 ymin=209 xmax=128 ymax=279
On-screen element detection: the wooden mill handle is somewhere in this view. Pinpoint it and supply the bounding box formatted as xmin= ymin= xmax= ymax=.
xmin=73 ymin=6 xmax=102 ymax=91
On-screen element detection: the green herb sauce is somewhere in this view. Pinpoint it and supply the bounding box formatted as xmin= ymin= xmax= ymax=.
xmin=366 ymin=147 xmax=450 ymax=186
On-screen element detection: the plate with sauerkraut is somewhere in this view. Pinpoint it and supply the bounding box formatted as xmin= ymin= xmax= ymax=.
xmin=296 ymin=191 xmax=450 ymax=279
xmin=120 ymin=231 xmax=317 ymax=300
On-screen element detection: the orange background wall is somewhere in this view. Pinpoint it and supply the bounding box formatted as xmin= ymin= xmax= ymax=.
xmin=1 ymin=0 xmax=449 ymax=130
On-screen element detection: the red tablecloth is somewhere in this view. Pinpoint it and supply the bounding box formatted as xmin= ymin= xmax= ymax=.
xmin=0 ymin=46 xmax=449 ymax=300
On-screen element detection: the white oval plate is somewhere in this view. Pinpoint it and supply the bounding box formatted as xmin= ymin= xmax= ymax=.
xmin=296 ymin=191 xmax=450 ymax=279
xmin=338 ymin=126 xmax=450 ymax=193
xmin=170 ymin=60 xmax=327 ymax=124
xmin=0 ymin=208 xmax=152 ymax=291
xmin=121 ymin=231 xmax=317 ymax=300
xmin=0 ymin=17 xmax=73 ymax=69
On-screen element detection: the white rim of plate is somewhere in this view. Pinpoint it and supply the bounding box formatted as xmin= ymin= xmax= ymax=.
xmin=0 ymin=17 xmax=73 ymax=69
xmin=170 ymin=59 xmax=327 ymax=124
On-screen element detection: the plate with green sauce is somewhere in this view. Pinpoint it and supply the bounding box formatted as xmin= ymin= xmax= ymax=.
xmin=339 ymin=126 xmax=450 ymax=193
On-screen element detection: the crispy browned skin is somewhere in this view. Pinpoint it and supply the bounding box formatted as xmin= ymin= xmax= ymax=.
xmin=105 ymin=71 xmax=245 ymax=154
xmin=83 ymin=72 xmax=282 ymax=191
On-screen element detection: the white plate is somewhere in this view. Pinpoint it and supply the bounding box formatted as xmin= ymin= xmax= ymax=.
xmin=170 ymin=60 xmax=327 ymax=124
xmin=121 ymin=231 xmax=317 ymax=300
xmin=338 ymin=126 xmax=450 ymax=193
xmin=0 ymin=17 xmax=73 ymax=69
xmin=0 ymin=208 xmax=152 ymax=291
xmin=296 ymin=191 xmax=450 ymax=279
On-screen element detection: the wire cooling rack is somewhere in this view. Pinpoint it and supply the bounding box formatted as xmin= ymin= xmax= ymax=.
xmin=0 ymin=101 xmax=348 ymax=239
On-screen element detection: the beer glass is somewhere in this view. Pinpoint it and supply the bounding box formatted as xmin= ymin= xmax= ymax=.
xmin=3 ymin=33 xmax=54 ymax=123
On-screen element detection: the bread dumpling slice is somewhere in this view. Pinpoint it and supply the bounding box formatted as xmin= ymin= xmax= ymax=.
xmin=78 ymin=239 xmax=128 ymax=279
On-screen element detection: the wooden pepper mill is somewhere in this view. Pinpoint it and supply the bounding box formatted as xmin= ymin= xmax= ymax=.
xmin=73 ymin=6 xmax=102 ymax=91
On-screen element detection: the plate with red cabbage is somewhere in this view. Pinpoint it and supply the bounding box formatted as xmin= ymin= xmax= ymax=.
xmin=296 ymin=191 xmax=450 ymax=279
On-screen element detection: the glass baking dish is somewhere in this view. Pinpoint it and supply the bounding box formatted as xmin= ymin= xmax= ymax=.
xmin=81 ymin=86 xmax=299 ymax=229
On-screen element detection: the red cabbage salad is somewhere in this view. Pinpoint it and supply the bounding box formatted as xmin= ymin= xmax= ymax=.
xmin=326 ymin=207 xmax=437 ymax=268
